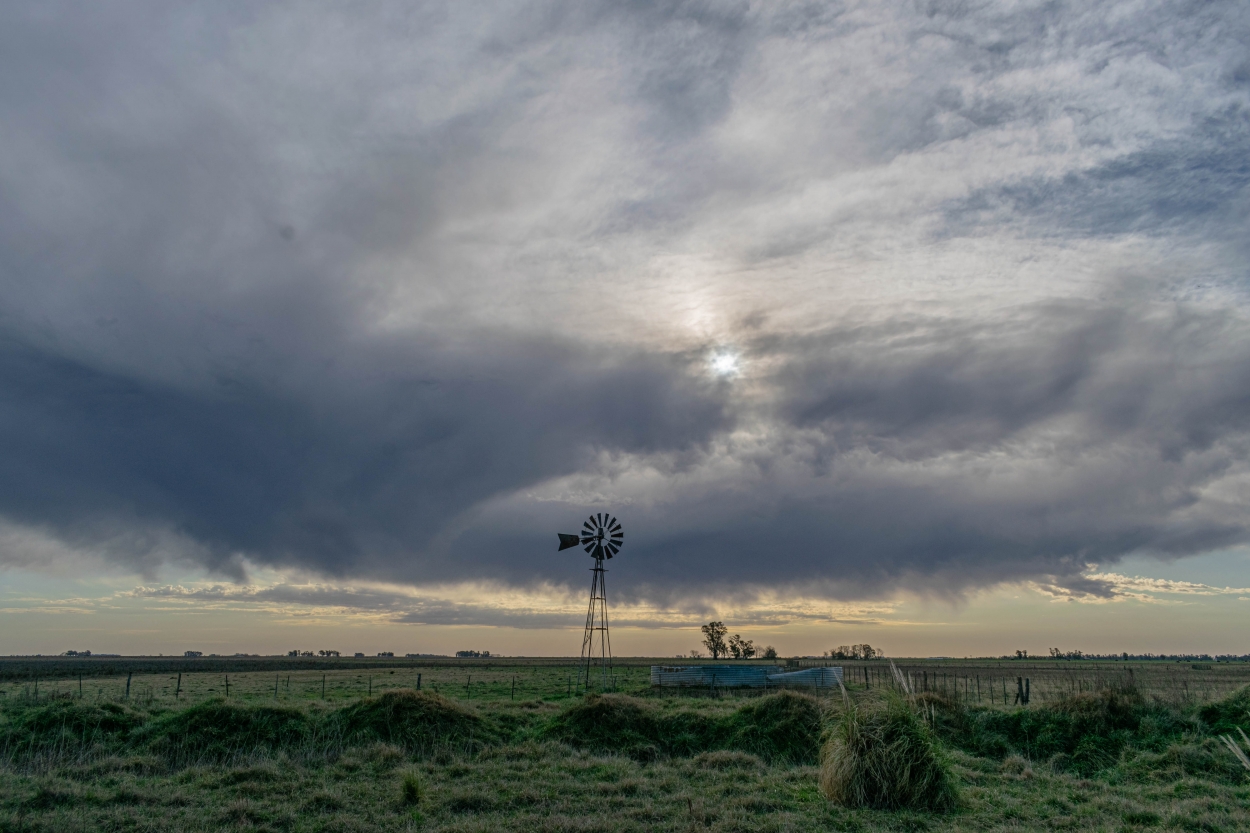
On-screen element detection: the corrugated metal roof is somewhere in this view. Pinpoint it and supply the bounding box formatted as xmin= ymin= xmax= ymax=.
xmin=650 ymin=665 xmax=843 ymax=688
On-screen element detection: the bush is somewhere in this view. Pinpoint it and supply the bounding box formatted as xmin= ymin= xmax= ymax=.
xmin=1198 ymin=685 xmax=1250 ymax=734
xmin=820 ymin=693 xmax=958 ymax=812
xmin=951 ymin=683 xmax=1185 ymax=774
xmin=332 ymin=689 xmax=497 ymax=751
xmin=542 ymin=692 xmax=823 ymax=763
xmin=542 ymin=694 xmax=666 ymax=760
xmin=724 ymin=691 xmax=823 ymax=764
xmin=0 ymin=701 xmax=145 ymax=758
xmin=141 ymin=700 xmax=310 ymax=761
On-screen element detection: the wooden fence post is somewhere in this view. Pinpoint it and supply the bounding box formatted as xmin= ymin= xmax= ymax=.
xmin=176 ymin=673 xmax=182 ymax=700
xmin=417 ymin=673 xmax=421 ymax=691
xmin=225 ymin=675 xmax=230 ymax=698
xmin=125 ymin=672 xmax=132 ymax=700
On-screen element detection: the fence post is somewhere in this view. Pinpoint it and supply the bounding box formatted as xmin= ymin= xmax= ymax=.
xmin=1025 ymin=678 xmax=1030 ymax=705
xmin=322 ymin=674 xmax=326 ymax=700
xmin=225 ymin=675 xmax=229 ymax=698
xmin=511 ymin=676 xmax=515 ymax=701
xmin=79 ymin=673 xmax=83 ymax=698
xmin=417 ymin=673 xmax=421 ymax=691
xmin=176 ymin=672 xmax=182 ymax=700
xmin=125 ymin=672 xmax=132 ymax=700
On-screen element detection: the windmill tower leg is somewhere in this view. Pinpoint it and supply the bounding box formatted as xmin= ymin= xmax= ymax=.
xmin=578 ymin=556 xmax=612 ymax=692
xmin=598 ymin=563 xmax=612 ymax=690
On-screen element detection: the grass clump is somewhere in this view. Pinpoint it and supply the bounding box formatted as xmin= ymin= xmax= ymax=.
xmin=0 ymin=700 xmax=146 ymax=763
xmin=725 ymin=691 xmax=822 ymax=764
xmin=542 ymin=693 xmax=664 ymax=759
xmin=542 ymin=692 xmax=823 ymax=762
xmin=820 ymin=693 xmax=958 ymax=812
xmin=141 ymin=699 xmax=310 ymax=761
xmin=953 ymin=682 xmax=1188 ymax=774
xmin=400 ymin=768 xmax=423 ymax=806
xmin=1198 ymin=685 xmax=1250 ymax=734
xmin=332 ymin=689 xmax=497 ymax=751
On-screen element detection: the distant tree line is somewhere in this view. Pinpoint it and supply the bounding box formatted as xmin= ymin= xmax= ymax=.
xmin=1005 ymin=650 xmax=1248 ymax=661
xmin=827 ymin=644 xmax=881 ymax=660
xmin=455 ymin=650 xmax=491 ymax=658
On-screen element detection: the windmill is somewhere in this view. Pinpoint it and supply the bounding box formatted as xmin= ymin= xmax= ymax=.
xmin=558 ymin=513 xmax=623 ymax=692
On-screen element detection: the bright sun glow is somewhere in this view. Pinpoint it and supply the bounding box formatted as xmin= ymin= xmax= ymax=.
xmin=711 ymin=353 xmax=739 ymax=376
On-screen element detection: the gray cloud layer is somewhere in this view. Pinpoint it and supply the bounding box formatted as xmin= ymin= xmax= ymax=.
xmin=2 ymin=2 xmax=1248 ymax=602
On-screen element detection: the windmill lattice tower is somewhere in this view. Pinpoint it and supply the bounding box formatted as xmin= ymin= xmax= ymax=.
xmin=557 ymin=513 xmax=623 ymax=692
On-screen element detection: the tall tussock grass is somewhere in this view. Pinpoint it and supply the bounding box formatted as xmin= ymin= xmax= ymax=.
xmin=819 ymin=692 xmax=958 ymax=812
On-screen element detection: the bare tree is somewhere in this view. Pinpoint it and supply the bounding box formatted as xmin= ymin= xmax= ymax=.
xmin=701 ymin=621 xmax=728 ymax=659
xmin=762 ymin=645 xmax=777 ymax=660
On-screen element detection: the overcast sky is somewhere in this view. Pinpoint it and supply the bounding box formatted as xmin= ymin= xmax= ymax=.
xmin=2 ymin=1 xmax=1248 ymax=654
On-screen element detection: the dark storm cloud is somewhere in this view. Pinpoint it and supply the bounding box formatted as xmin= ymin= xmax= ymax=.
xmin=0 ymin=332 xmax=729 ymax=581
xmin=619 ymin=295 xmax=1250 ymax=599
xmin=2 ymin=1 xmax=1249 ymax=611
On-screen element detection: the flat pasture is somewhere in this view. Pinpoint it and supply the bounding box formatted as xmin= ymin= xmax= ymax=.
xmin=1 ymin=657 xmax=1248 ymax=832
xmin=3 ymin=656 xmax=1248 ymax=706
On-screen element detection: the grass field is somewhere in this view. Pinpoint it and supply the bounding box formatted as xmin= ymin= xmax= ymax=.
xmin=1 ymin=658 xmax=1248 ymax=832
xmin=6 ymin=656 xmax=1250 ymax=706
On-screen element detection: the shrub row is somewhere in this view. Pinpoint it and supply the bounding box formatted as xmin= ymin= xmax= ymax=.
xmin=3 ymin=684 xmax=1247 ymax=776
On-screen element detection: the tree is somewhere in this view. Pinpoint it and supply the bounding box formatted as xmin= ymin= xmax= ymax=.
xmin=762 ymin=645 xmax=777 ymax=660
xmin=701 ymin=621 xmax=728 ymax=659
xmin=1015 ymin=649 xmax=1028 ymax=659
xmin=688 ymin=649 xmax=703 ymax=659
xmin=729 ymin=634 xmax=756 ymax=659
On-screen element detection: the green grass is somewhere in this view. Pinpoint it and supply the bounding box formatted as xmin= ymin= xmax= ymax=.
xmin=820 ymin=691 xmax=959 ymax=811
xmin=0 ymin=684 xmax=1247 ymax=831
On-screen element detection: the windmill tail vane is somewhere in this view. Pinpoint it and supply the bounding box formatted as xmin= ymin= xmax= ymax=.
xmin=557 ymin=513 xmax=623 ymax=692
